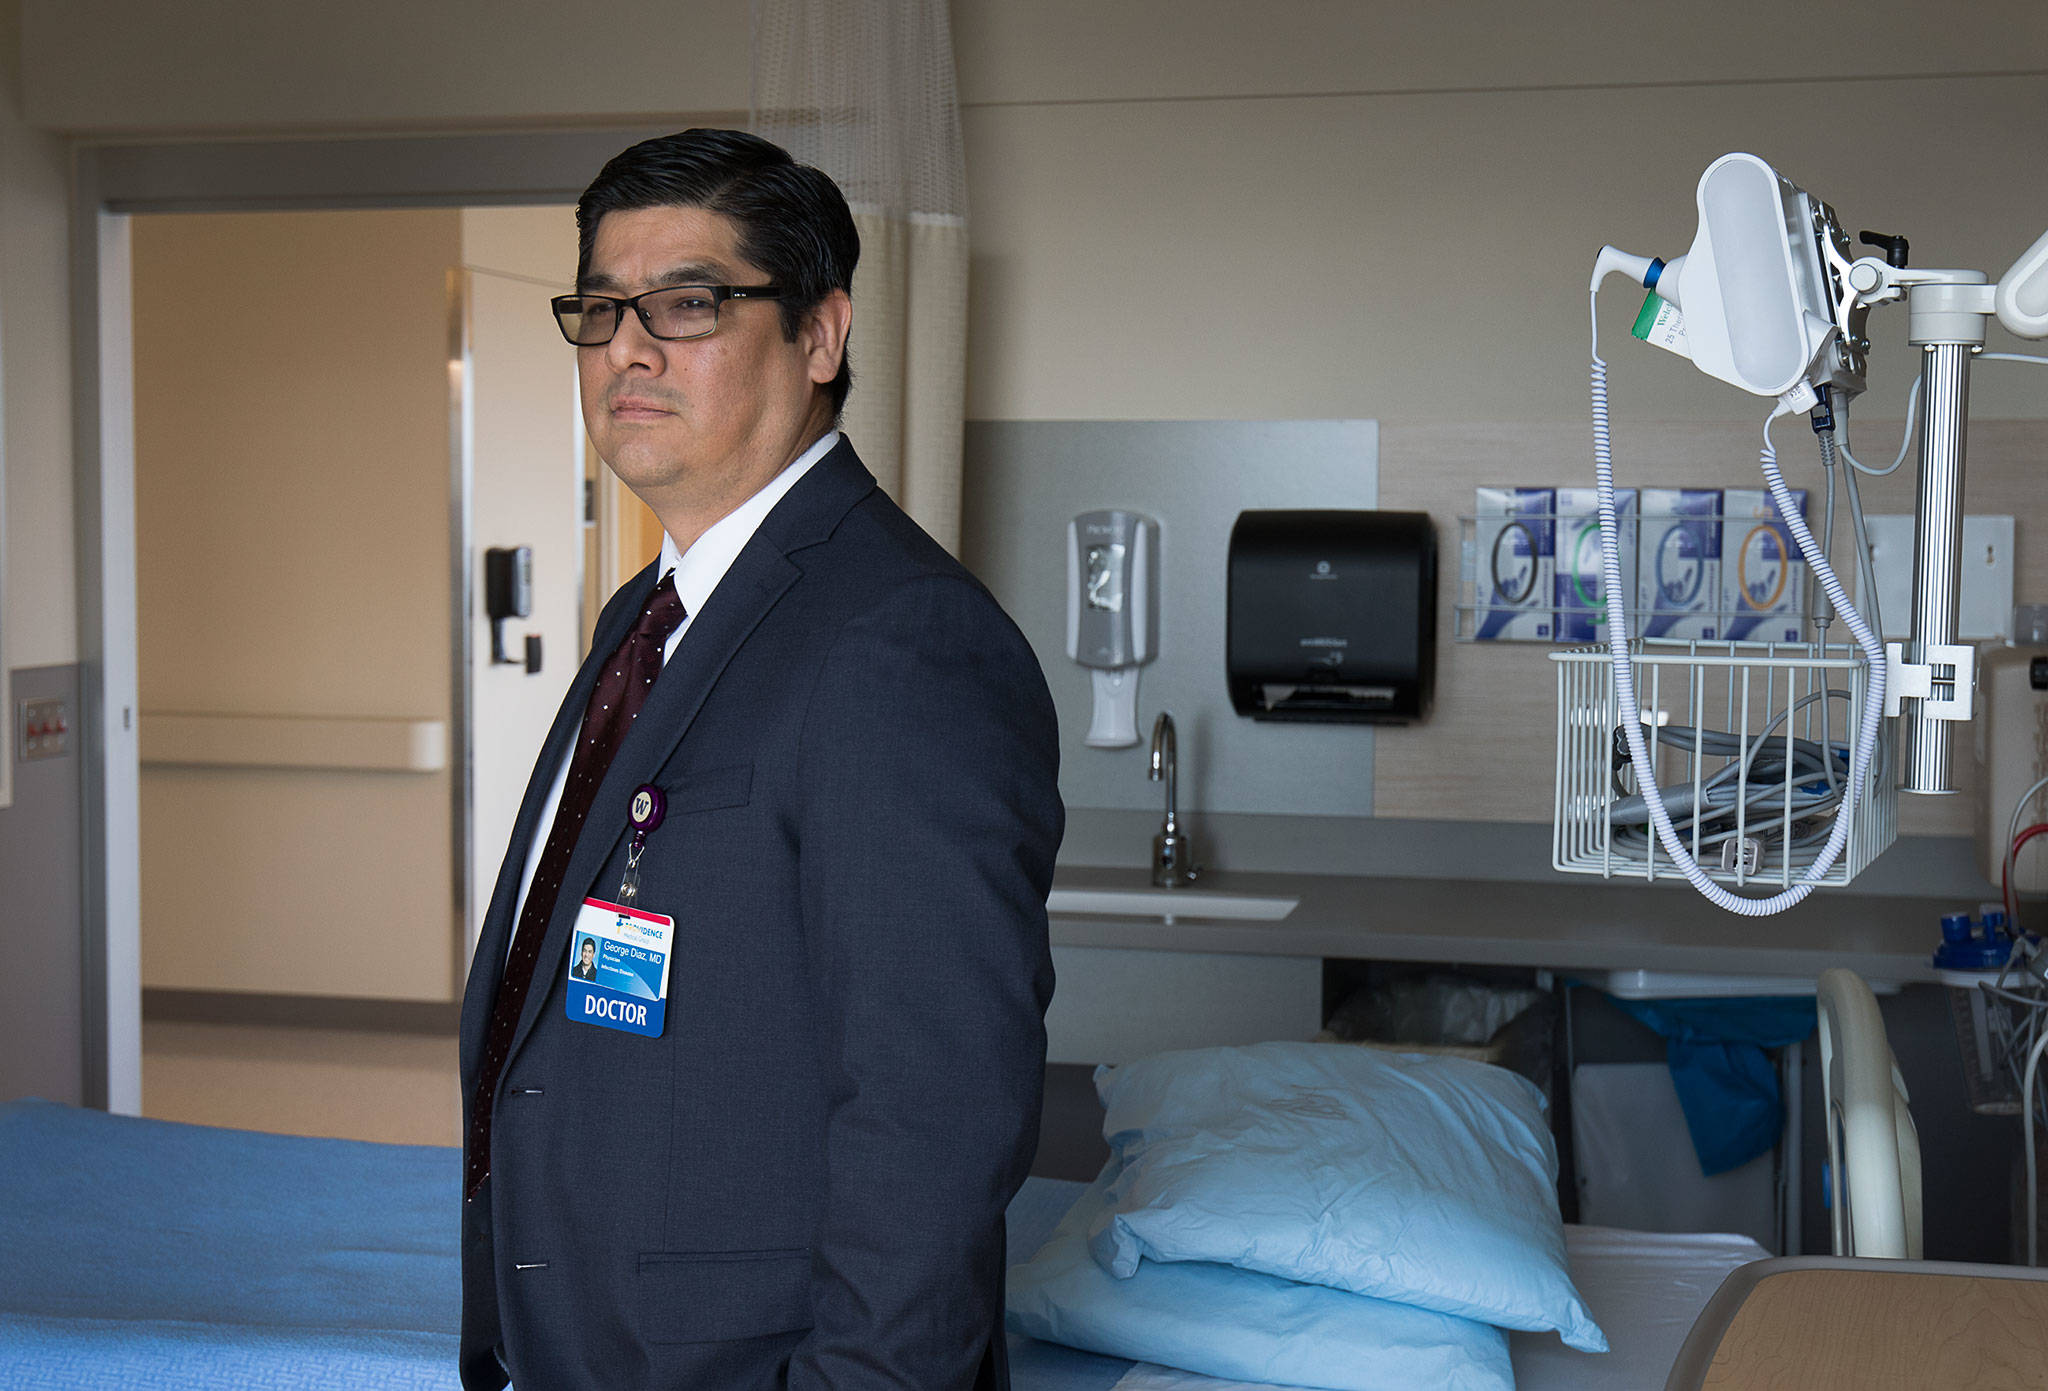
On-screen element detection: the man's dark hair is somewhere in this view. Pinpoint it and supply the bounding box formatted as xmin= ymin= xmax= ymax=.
xmin=577 ymin=128 xmax=860 ymax=415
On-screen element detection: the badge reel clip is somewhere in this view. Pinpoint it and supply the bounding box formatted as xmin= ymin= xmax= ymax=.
xmin=619 ymin=783 xmax=667 ymax=903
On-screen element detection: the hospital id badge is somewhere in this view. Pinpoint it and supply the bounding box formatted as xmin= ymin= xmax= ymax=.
xmin=565 ymin=898 xmax=674 ymax=1038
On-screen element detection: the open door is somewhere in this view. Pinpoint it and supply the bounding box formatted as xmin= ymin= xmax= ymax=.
xmin=458 ymin=207 xmax=589 ymax=955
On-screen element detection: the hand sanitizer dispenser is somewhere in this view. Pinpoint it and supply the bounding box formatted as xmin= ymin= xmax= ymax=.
xmin=1067 ymin=510 xmax=1159 ymax=747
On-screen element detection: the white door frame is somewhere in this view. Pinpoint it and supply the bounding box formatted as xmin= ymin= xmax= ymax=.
xmin=68 ymin=123 xmax=711 ymax=1111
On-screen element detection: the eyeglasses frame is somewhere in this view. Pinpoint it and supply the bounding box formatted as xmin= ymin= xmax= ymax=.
xmin=549 ymin=283 xmax=788 ymax=345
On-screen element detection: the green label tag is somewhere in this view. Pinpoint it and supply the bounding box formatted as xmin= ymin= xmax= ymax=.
xmin=1631 ymin=292 xmax=1690 ymax=359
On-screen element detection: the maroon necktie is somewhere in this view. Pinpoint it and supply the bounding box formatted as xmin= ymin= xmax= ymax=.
xmin=466 ymin=571 xmax=686 ymax=1197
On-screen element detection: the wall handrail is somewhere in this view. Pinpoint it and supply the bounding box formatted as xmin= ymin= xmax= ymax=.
xmin=139 ymin=712 xmax=448 ymax=773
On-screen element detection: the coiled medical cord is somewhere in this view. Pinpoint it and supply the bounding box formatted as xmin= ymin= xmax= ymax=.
xmin=1596 ymin=413 xmax=1866 ymax=870
xmin=1590 ymin=286 xmax=1888 ymax=914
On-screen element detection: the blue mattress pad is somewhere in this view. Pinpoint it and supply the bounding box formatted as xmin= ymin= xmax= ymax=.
xmin=0 ymin=1099 xmax=1116 ymax=1391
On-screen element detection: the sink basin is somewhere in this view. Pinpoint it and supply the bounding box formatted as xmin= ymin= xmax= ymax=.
xmin=1046 ymin=888 xmax=1300 ymax=921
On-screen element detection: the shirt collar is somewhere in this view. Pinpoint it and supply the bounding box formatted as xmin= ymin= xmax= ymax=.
xmin=657 ymin=430 xmax=839 ymax=618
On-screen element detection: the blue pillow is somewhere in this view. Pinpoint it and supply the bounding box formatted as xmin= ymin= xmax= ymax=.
xmin=1089 ymin=1041 xmax=1606 ymax=1353
xmin=1008 ymin=1162 xmax=1512 ymax=1391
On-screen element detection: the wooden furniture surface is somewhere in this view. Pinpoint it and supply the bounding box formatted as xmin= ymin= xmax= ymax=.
xmin=1666 ymin=1256 xmax=2048 ymax=1391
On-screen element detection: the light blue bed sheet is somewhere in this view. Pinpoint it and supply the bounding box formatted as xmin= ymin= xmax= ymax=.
xmin=0 ymin=1099 xmax=464 ymax=1390
xmin=0 ymin=1099 xmax=1119 ymax=1391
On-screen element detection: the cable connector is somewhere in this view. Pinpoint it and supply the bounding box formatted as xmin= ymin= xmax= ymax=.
xmin=1778 ymin=380 xmax=1819 ymax=415
xmin=1809 ymin=383 xmax=1835 ymax=434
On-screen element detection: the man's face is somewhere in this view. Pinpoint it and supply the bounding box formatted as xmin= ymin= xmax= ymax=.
xmin=579 ymin=942 xmax=595 ymax=967
xmin=577 ymin=204 xmax=840 ymax=504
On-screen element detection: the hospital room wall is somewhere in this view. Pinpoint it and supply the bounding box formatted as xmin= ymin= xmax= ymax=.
xmin=1 ymin=1 xmax=2041 ymax=1132
xmin=0 ymin=5 xmax=85 ymax=1109
xmin=0 ymin=5 xmax=73 ymax=671
xmin=8 ymin=8 xmax=2041 ymax=846
xmin=953 ymin=10 xmax=2048 ymax=844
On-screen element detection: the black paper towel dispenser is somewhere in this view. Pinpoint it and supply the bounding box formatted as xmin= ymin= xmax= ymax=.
xmin=1226 ymin=510 xmax=1436 ymax=724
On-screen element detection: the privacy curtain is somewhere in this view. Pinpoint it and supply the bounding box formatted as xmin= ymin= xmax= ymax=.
xmin=751 ymin=0 xmax=971 ymax=553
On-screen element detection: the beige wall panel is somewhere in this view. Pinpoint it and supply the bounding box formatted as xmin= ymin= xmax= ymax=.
xmin=134 ymin=210 xmax=459 ymax=716
xmin=143 ymin=1019 xmax=457 ymax=1146
xmin=0 ymin=22 xmax=76 ymax=667
xmin=19 ymin=0 xmax=751 ymax=135
xmin=463 ymin=204 xmax=578 ymax=288
xmin=955 ymin=0 xmax=2047 ymax=106
xmin=961 ymin=75 xmax=2048 ymax=426
xmin=1372 ymin=418 xmax=2048 ymax=830
xmin=140 ymin=768 xmax=455 ymax=999
xmin=134 ymin=208 xmax=460 ymax=999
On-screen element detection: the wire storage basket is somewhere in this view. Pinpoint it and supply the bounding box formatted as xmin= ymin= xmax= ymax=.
xmin=1552 ymin=639 xmax=1897 ymax=888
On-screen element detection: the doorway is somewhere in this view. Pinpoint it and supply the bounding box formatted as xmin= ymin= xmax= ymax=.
xmin=126 ymin=204 xmax=660 ymax=1143
xmin=70 ymin=125 xmax=684 ymax=1120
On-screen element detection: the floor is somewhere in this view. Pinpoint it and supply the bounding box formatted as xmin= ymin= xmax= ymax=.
xmin=142 ymin=1019 xmax=460 ymax=1147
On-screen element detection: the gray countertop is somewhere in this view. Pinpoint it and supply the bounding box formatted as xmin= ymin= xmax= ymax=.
xmin=1048 ymin=863 xmax=1951 ymax=985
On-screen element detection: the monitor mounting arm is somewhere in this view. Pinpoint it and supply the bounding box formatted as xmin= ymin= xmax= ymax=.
xmin=1834 ymin=230 xmax=2048 ymax=792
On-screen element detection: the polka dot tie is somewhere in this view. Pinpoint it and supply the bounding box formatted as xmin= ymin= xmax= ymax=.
xmin=466 ymin=571 xmax=686 ymax=1198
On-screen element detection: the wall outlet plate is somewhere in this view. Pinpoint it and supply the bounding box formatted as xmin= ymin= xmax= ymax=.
xmin=1857 ymin=514 xmax=2015 ymax=640
xmin=19 ymin=697 xmax=70 ymax=761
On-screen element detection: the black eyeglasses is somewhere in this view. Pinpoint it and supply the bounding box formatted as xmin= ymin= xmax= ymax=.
xmin=549 ymin=284 xmax=786 ymax=346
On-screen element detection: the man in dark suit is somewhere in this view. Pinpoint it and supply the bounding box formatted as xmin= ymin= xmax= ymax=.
xmin=457 ymin=129 xmax=1062 ymax=1390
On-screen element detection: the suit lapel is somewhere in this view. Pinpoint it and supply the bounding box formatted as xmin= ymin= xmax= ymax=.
xmin=501 ymin=439 xmax=878 ymax=1065
xmin=459 ymin=565 xmax=660 ymax=1076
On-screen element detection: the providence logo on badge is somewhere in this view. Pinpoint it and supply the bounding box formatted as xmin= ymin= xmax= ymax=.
xmin=566 ymin=899 xmax=674 ymax=1038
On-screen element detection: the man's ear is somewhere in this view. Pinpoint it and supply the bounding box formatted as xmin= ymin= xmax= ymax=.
xmin=801 ymin=288 xmax=852 ymax=387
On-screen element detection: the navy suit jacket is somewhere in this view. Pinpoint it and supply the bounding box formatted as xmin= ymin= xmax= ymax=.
xmin=458 ymin=439 xmax=1062 ymax=1390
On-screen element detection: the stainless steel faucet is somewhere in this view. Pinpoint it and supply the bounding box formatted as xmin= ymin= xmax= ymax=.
xmin=1149 ymin=711 xmax=1198 ymax=887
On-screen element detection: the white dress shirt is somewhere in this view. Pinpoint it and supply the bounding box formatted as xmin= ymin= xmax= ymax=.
xmin=508 ymin=430 xmax=839 ymax=951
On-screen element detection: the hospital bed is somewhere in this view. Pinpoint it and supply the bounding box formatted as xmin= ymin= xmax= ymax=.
xmin=0 ymin=1094 xmax=1769 ymax=1391
xmin=6 ymin=972 xmax=1930 ymax=1391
